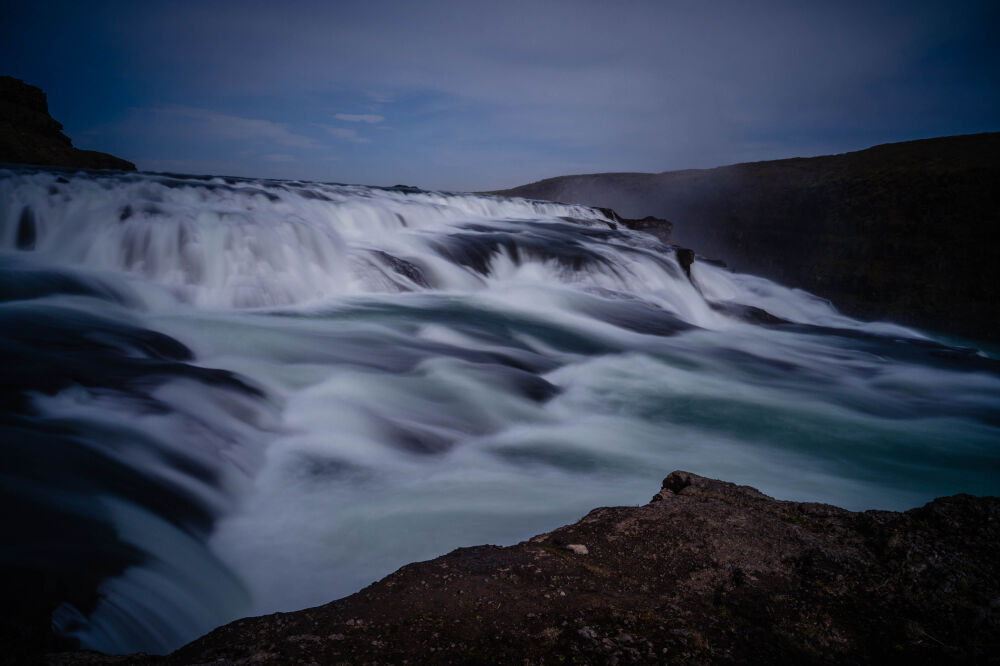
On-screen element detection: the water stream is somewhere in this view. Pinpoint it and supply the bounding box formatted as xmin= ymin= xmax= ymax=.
xmin=2 ymin=166 xmax=998 ymax=653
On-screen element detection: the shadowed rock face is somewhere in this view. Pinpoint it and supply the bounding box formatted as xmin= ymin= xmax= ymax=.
xmin=595 ymin=207 xmax=674 ymax=244
xmin=496 ymin=134 xmax=1000 ymax=342
xmin=0 ymin=76 xmax=135 ymax=171
xmin=49 ymin=471 xmax=1000 ymax=665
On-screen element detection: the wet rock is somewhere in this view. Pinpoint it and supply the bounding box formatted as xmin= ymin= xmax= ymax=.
xmin=47 ymin=471 xmax=1000 ymax=665
xmin=594 ymin=207 xmax=674 ymax=243
xmin=676 ymin=247 xmax=695 ymax=279
xmin=370 ymin=249 xmax=430 ymax=288
xmin=708 ymin=301 xmax=790 ymax=325
xmin=618 ymin=215 xmax=674 ymax=243
xmin=16 ymin=206 xmax=36 ymax=249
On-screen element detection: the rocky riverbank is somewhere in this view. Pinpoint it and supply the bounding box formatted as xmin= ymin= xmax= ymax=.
xmin=47 ymin=471 xmax=1000 ymax=665
xmin=0 ymin=77 xmax=135 ymax=171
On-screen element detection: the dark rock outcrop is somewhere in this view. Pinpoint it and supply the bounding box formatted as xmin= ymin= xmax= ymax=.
xmin=495 ymin=134 xmax=1000 ymax=342
xmin=48 ymin=471 xmax=1000 ymax=665
xmin=0 ymin=76 xmax=135 ymax=171
xmin=676 ymin=247 xmax=695 ymax=279
xmin=596 ymin=207 xmax=674 ymax=243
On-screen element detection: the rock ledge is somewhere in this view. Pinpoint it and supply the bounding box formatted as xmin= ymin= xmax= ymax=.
xmin=49 ymin=470 xmax=1000 ymax=665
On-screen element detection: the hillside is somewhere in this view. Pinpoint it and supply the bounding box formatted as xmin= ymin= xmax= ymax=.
xmin=496 ymin=134 xmax=1000 ymax=342
xmin=0 ymin=76 xmax=135 ymax=171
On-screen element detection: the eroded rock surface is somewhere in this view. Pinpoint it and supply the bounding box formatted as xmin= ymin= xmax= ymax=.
xmin=50 ymin=471 xmax=1000 ymax=665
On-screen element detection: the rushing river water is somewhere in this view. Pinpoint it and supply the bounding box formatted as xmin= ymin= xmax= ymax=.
xmin=1 ymin=166 xmax=998 ymax=654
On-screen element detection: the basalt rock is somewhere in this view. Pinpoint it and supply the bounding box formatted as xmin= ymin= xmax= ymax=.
xmin=47 ymin=471 xmax=1000 ymax=665
xmin=595 ymin=206 xmax=674 ymax=244
xmin=676 ymin=247 xmax=695 ymax=279
xmin=0 ymin=76 xmax=135 ymax=171
xmin=617 ymin=215 xmax=674 ymax=244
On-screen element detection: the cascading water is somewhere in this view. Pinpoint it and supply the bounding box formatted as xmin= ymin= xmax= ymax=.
xmin=2 ymin=166 xmax=998 ymax=655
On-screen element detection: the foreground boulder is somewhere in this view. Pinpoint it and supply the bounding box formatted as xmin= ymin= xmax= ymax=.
xmin=53 ymin=471 xmax=1000 ymax=665
xmin=0 ymin=76 xmax=135 ymax=171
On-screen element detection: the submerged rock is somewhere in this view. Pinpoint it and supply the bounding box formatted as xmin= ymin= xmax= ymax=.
xmin=0 ymin=76 xmax=135 ymax=171
xmin=48 ymin=471 xmax=1000 ymax=664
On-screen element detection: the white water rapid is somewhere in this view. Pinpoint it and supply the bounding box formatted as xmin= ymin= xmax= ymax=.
xmin=1 ymin=166 xmax=998 ymax=654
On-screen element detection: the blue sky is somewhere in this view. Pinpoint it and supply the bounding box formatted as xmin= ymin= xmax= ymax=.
xmin=3 ymin=1 xmax=998 ymax=190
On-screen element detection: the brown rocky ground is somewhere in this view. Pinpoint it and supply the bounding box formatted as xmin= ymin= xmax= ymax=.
xmin=0 ymin=76 xmax=135 ymax=171
xmin=495 ymin=134 xmax=1000 ymax=343
xmin=48 ymin=471 xmax=1000 ymax=665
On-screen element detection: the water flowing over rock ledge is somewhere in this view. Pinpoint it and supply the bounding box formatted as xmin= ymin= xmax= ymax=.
xmin=51 ymin=471 xmax=999 ymax=665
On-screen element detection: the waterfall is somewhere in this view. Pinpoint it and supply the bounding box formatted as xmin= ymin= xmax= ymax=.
xmin=2 ymin=165 xmax=998 ymax=654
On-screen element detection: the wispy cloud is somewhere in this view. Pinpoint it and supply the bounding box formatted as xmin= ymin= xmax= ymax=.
xmin=320 ymin=125 xmax=370 ymax=143
xmin=30 ymin=1 xmax=998 ymax=189
xmin=151 ymin=107 xmax=316 ymax=148
xmin=334 ymin=113 xmax=384 ymax=124
xmin=104 ymin=106 xmax=333 ymax=180
xmin=365 ymin=91 xmax=395 ymax=104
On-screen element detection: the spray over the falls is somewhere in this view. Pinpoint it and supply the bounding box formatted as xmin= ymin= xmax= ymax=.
xmin=2 ymin=166 xmax=998 ymax=655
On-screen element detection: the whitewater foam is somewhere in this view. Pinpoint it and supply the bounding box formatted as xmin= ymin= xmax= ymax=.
xmin=1 ymin=166 xmax=997 ymax=654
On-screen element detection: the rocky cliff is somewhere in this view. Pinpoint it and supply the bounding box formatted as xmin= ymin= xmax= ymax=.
xmin=495 ymin=134 xmax=1000 ymax=342
xmin=48 ymin=471 xmax=1000 ymax=665
xmin=0 ymin=77 xmax=135 ymax=171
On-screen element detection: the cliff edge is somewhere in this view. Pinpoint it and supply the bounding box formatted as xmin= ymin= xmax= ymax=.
xmin=0 ymin=77 xmax=135 ymax=171
xmin=496 ymin=134 xmax=1000 ymax=342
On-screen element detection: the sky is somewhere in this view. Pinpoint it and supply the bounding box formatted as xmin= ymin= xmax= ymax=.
xmin=3 ymin=0 xmax=998 ymax=191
